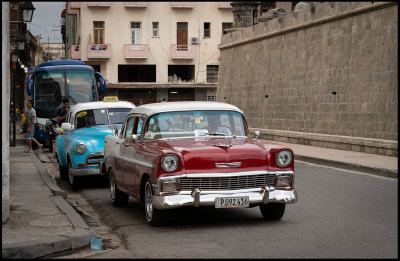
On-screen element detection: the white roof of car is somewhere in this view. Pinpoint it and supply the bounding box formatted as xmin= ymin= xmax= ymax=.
xmin=129 ymin=101 xmax=243 ymax=116
xmin=70 ymin=101 xmax=135 ymax=113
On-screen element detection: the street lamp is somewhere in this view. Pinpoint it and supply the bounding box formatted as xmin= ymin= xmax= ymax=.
xmin=21 ymin=2 xmax=35 ymax=23
xmin=15 ymin=30 xmax=26 ymax=51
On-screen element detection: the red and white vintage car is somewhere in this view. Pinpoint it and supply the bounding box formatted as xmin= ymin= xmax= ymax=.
xmin=102 ymin=102 xmax=297 ymax=226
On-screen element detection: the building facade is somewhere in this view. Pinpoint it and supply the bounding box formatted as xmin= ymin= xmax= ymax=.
xmin=64 ymin=2 xmax=234 ymax=105
xmin=218 ymin=2 xmax=398 ymax=156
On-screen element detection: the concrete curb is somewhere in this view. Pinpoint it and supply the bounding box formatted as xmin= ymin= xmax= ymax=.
xmin=295 ymin=155 xmax=398 ymax=179
xmin=1 ymin=151 xmax=92 ymax=259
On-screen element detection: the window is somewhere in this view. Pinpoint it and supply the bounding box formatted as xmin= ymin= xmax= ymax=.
xmin=207 ymin=95 xmax=216 ymax=102
xmin=124 ymin=116 xmax=135 ymax=139
xmin=204 ymin=22 xmax=210 ymax=38
xmin=131 ymin=22 xmax=141 ymax=44
xmin=222 ymin=22 xmax=233 ymax=35
xmin=93 ymin=21 xmax=104 ymax=44
xmin=152 ymin=22 xmax=159 ymax=37
xmin=207 ymin=65 xmax=219 ymax=83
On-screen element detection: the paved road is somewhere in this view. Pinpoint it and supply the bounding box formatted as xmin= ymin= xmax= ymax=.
xmin=46 ymin=150 xmax=397 ymax=259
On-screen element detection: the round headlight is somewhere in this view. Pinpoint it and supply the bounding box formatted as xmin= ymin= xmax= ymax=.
xmin=161 ymin=154 xmax=178 ymax=172
xmin=276 ymin=150 xmax=292 ymax=167
xmin=75 ymin=143 xmax=87 ymax=154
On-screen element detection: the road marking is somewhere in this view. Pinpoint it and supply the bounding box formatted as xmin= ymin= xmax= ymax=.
xmin=295 ymin=160 xmax=397 ymax=181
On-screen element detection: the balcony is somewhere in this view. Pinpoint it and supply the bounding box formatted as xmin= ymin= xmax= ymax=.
xmin=218 ymin=2 xmax=232 ymax=9
xmin=124 ymin=44 xmax=149 ymax=59
xmin=88 ymin=2 xmax=111 ymax=7
xmin=70 ymin=2 xmax=80 ymax=8
xmin=68 ymin=45 xmax=81 ymax=60
xmin=171 ymin=2 xmax=195 ymax=8
xmin=87 ymin=44 xmax=111 ymax=59
xmin=125 ymin=2 xmax=148 ymax=8
xmin=171 ymin=44 xmax=195 ymax=60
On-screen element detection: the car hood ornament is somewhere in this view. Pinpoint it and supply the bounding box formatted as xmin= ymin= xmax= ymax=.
xmin=212 ymin=142 xmax=232 ymax=148
xmin=215 ymin=162 xmax=242 ymax=168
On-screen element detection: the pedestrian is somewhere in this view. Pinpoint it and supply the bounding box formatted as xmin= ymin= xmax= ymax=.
xmin=137 ymin=99 xmax=143 ymax=106
xmin=162 ymin=98 xmax=166 ymax=102
xmin=56 ymin=97 xmax=70 ymax=126
xmin=25 ymin=100 xmax=43 ymax=152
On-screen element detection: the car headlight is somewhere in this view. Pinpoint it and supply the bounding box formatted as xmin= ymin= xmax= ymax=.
xmin=75 ymin=143 xmax=87 ymax=154
xmin=161 ymin=154 xmax=178 ymax=172
xmin=275 ymin=150 xmax=292 ymax=167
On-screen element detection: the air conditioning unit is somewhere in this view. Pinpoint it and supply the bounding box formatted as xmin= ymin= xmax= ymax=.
xmin=191 ymin=37 xmax=200 ymax=44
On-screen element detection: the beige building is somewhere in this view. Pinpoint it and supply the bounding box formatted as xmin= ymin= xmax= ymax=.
xmin=65 ymin=2 xmax=234 ymax=105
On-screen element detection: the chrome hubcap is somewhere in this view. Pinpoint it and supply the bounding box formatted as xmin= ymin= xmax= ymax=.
xmin=145 ymin=182 xmax=153 ymax=221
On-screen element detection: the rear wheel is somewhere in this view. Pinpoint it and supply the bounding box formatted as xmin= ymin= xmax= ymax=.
xmin=259 ymin=203 xmax=286 ymax=220
xmin=144 ymin=178 xmax=165 ymax=227
xmin=67 ymin=159 xmax=80 ymax=190
xmin=109 ymin=169 xmax=129 ymax=207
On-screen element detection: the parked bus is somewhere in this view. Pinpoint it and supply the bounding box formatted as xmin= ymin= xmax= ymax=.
xmin=25 ymin=60 xmax=107 ymax=125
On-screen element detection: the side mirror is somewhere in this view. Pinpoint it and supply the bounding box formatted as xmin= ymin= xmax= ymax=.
xmin=95 ymin=72 xmax=106 ymax=94
xmin=26 ymin=75 xmax=34 ymax=96
xmin=113 ymin=127 xmax=120 ymax=137
xmin=61 ymin=123 xmax=72 ymax=131
xmin=254 ymin=131 xmax=261 ymax=140
xmin=127 ymin=134 xmax=138 ymax=142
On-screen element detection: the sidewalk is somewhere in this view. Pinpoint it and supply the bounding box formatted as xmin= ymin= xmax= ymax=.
xmin=2 ymin=129 xmax=397 ymax=258
xmin=2 ymin=130 xmax=92 ymax=259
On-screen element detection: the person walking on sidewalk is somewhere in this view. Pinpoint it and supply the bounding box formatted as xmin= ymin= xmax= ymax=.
xmin=25 ymin=100 xmax=43 ymax=152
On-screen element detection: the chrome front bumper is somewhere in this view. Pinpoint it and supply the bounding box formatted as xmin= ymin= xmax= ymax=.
xmin=69 ymin=166 xmax=100 ymax=177
xmin=152 ymin=187 xmax=298 ymax=210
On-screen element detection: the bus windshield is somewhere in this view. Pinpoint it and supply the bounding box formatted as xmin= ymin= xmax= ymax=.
xmin=67 ymin=70 xmax=97 ymax=105
xmin=34 ymin=70 xmax=98 ymax=119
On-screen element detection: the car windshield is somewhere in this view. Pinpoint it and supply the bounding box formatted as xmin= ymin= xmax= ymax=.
xmin=144 ymin=110 xmax=248 ymax=140
xmin=75 ymin=108 xmax=131 ymax=129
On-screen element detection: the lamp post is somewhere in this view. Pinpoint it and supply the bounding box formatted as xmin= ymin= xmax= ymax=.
xmin=9 ymin=2 xmax=35 ymax=147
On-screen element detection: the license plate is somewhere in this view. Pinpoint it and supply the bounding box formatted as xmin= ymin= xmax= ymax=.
xmin=215 ymin=197 xmax=249 ymax=208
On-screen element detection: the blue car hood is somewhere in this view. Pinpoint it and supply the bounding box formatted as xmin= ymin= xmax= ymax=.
xmin=73 ymin=125 xmax=122 ymax=148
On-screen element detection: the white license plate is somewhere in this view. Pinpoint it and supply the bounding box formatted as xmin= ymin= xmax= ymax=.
xmin=215 ymin=197 xmax=249 ymax=208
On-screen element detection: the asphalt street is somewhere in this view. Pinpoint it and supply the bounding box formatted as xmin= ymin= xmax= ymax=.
xmin=46 ymin=151 xmax=397 ymax=259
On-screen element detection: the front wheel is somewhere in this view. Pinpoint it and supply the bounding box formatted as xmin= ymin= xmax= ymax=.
xmin=67 ymin=159 xmax=80 ymax=190
xmin=259 ymin=203 xmax=286 ymax=220
xmin=109 ymin=169 xmax=128 ymax=207
xmin=144 ymin=178 xmax=165 ymax=227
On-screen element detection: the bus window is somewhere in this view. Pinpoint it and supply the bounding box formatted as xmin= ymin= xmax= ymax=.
xmin=34 ymin=70 xmax=66 ymax=119
xmin=66 ymin=70 xmax=98 ymax=105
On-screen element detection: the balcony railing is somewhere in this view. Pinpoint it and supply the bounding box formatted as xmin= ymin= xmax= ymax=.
xmin=68 ymin=45 xmax=81 ymax=60
xmin=88 ymin=2 xmax=112 ymax=7
xmin=125 ymin=2 xmax=148 ymax=8
xmin=70 ymin=2 xmax=81 ymax=8
xmin=218 ymin=2 xmax=232 ymax=9
xmin=171 ymin=2 xmax=195 ymax=8
xmin=171 ymin=44 xmax=195 ymax=59
xmin=124 ymin=44 xmax=149 ymax=59
xmin=87 ymin=44 xmax=111 ymax=59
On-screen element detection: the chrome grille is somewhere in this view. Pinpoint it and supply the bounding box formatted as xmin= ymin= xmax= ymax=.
xmin=180 ymin=174 xmax=275 ymax=191
xmin=86 ymin=153 xmax=104 ymax=165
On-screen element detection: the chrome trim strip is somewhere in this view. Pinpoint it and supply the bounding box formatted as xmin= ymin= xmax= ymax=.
xmin=158 ymin=170 xmax=275 ymax=179
xmin=119 ymin=153 xmax=155 ymax=168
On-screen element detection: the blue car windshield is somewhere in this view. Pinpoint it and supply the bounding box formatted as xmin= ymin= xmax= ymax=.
xmin=76 ymin=108 xmax=131 ymax=129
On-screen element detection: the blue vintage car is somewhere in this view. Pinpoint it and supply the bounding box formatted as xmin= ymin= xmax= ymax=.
xmin=54 ymin=100 xmax=135 ymax=190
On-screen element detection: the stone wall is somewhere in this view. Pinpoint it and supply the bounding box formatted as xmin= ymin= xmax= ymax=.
xmin=218 ymin=2 xmax=398 ymax=156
